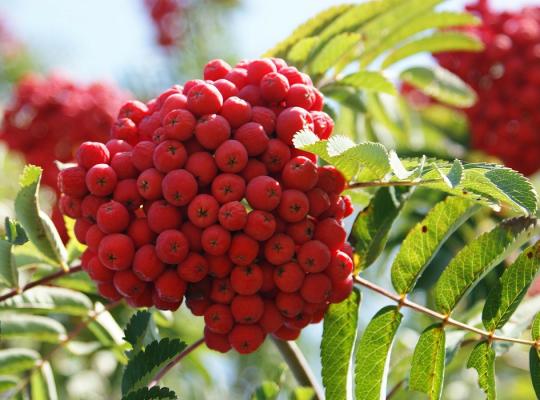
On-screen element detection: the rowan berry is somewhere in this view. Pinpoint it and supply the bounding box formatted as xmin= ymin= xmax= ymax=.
xmin=178 ymin=252 xmax=209 ymax=282
xmin=307 ymin=188 xmax=331 ymax=217
xmin=276 ymin=106 xmax=314 ymax=145
xmin=230 ymin=264 xmax=263 ymax=295
xmin=326 ymin=251 xmax=353 ymax=282
xmin=238 ymin=84 xmax=263 ymax=106
xmin=87 ymin=257 xmax=114 ymax=282
xmin=153 ymin=291 xmax=182 ymax=311
xmin=146 ymin=200 xmax=182 ymax=233
xmin=111 ymin=151 xmax=137 ymax=179
xmin=76 ymin=142 xmax=110 ymax=169
xmin=113 ymin=179 xmax=143 ymax=210
xmin=286 ymin=218 xmax=315 ymax=245
xmin=247 ymin=59 xmax=276 ymax=84
xmin=106 ymin=139 xmax=132 ymax=157
xmin=113 ymin=270 xmax=146 ymax=298
xmin=207 ymin=254 xmax=233 ymax=278
xmin=251 ymin=106 xmax=276 ymax=134
xmin=314 ymin=218 xmax=347 ymax=251
xmin=118 ymin=100 xmax=148 ymax=124
xmin=59 ymin=195 xmax=81 ymax=219
xmin=204 ymin=59 xmax=232 ymax=81
xmin=126 ymin=287 xmax=154 ymax=308
xmin=220 ymin=96 xmax=252 ymax=128
xmin=204 ymin=304 xmax=234 ymax=334
xmin=185 ymin=151 xmax=217 ymax=186
xmin=311 ymin=111 xmax=334 ymax=139
xmin=286 ymin=84 xmax=315 ymax=109
xmin=243 ymin=210 xmax=276 ymax=241
xmin=85 ymin=224 xmax=106 ymax=252
xmin=153 ymin=140 xmax=187 ymax=172
xmin=201 ymin=225 xmax=232 ymax=256
xmin=211 ymin=173 xmax=246 ymax=204
xmin=228 ymin=324 xmax=265 ymax=354
xmin=133 ymin=244 xmax=165 ymax=281
xmin=245 ymin=176 xmax=282 ymax=211
xmin=229 ymin=234 xmax=259 ymax=266
xmin=328 ymin=275 xmax=353 ymax=303
xmin=213 ymin=79 xmax=239 ymax=100
xmin=155 ymin=229 xmax=189 ymax=264
xmin=58 ymin=166 xmax=88 ymax=198
xmin=74 ymin=218 xmax=93 ymax=244
xmin=300 ymin=273 xmax=332 ymax=304
xmin=154 ymin=269 xmax=186 ymax=302
xmin=186 ymin=194 xmax=219 ymax=228
xmin=185 ymin=297 xmax=210 ymax=315
xmin=218 ymin=201 xmax=247 ymax=231
xmin=264 ymin=234 xmax=295 ymax=265
xmin=261 ymin=139 xmax=291 ymax=173
xmin=132 ymin=141 xmax=157 ymax=171
xmin=98 ymin=233 xmax=135 ymax=271
xmin=277 ymin=190 xmax=309 ymax=223
xmin=273 ymin=325 xmax=300 ymax=341
xmin=275 ymin=292 xmax=304 ymax=318
xmin=195 ymin=114 xmax=231 ymax=150
xmin=282 ymin=156 xmax=318 ymax=191
xmin=241 ymin=159 xmax=268 ymax=182
xmin=96 ymin=200 xmax=130 ymax=233
xmin=233 ymin=122 xmax=269 ymax=156
xmin=162 ymin=169 xmax=198 ymax=206
xmin=98 ymin=282 xmax=122 ymax=301
xmin=259 ymin=300 xmax=283 ymax=333
xmin=159 ymin=94 xmax=188 ymax=120
xmin=181 ymin=221 xmax=203 ymax=252
xmin=204 ymin=327 xmax=232 ymax=353
xmin=127 ymin=218 xmax=156 ymax=248
xmin=297 ymin=240 xmax=331 ymax=273
xmin=210 ymin=278 xmax=235 ymax=304
xmin=317 ymin=165 xmax=346 ymax=194
xmin=187 ymin=82 xmax=223 ymax=116
xmin=162 ymin=109 xmax=196 ymax=141
xmin=231 ymin=294 xmax=264 ymax=323
xmin=260 ymin=72 xmax=290 ymax=103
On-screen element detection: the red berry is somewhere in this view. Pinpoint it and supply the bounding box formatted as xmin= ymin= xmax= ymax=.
xmin=273 ymin=325 xmax=300 ymax=341
xmin=187 ymin=82 xmax=223 ymax=116
xmin=225 ymin=67 xmax=248 ymax=88
xmin=285 ymin=84 xmax=315 ymax=109
xmin=106 ymin=140 xmax=133 ymax=157
xmin=311 ymin=111 xmax=334 ymax=139
xmin=273 ymin=262 xmax=304 ymax=293
xmin=259 ymin=300 xmax=284 ymax=333
xmin=211 ymin=173 xmax=246 ymax=204
xmin=231 ymin=294 xmax=264 ymax=323
xmin=328 ymin=275 xmax=353 ymax=303
xmin=133 ymin=244 xmax=165 ymax=281
xmin=87 ymin=257 xmax=114 ymax=282
xmin=247 ymin=59 xmax=276 ymax=84
xmin=260 ymin=72 xmax=290 ymax=103
xmin=195 ymin=114 xmax=231 ymax=150
xmin=204 ymin=59 xmax=232 ymax=81
xmin=59 ymin=195 xmax=82 ymax=219
xmin=204 ymin=304 xmax=234 ymax=334
xmin=264 ymin=234 xmax=295 ymax=265
xmin=251 ymin=106 xmax=276 ymax=134
xmin=58 ymin=166 xmax=88 ymax=198
xmin=229 ymin=234 xmax=259 ymax=266
xmin=300 ymin=273 xmax=332 ymax=303
xmin=317 ymin=166 xmax=346 ymax=194
xmin=220 ymin=96 xmax=252 ymax=128
xmin=177 ymin=252 xmax=209 ymax=282
xmin=228 ymin=324 xmax=265 ymax=354
xmin=137 ymin=168 xmax=163 ymax=200
xmin=86 ymin=164 xmax=117 ymax=196
xmin=85 ymin=224 xmax=106 ymax=252
xmin=276 ymin=107 xmax=314 ymax=146
xmin=286 ymin=218 xmax=315 ymax=245
xmin=118 ymin=100 xmax=148 ymax=124
xmin=204 ymin=327 xmax=231 ymax=353
xmin=215 ymin=140 xmax=248 ymax=173
xmin=76 ymin=142 xmax=110 ymax=169
xmin=307 ymin=188 xmax=331 ymax=217
xmin=111 ymin=151 xmax=137 ymax=179
xmin=233 ymin=122 xmax=269 ymax=156
xmin=96 ymin=200 xmax=130 ymax=233
xmin=159 ymin=94 xmax=188 ymax=120
xmin=245 ymin=176 xmax=282 ymax=211
xmin=230 ymin=264 xmax=263 ymax=295
xmin=238 ymin=84 xmax=263 ymax=106
xmin=282 ymin=156 xmax=318 ymax=191
xmin=327 ymin=251 xmax=353 ymax=282
xmin=185 ymin=152 xmax=217 ymax=186
xmin=181 ymin=222 xmax=203 ymax=252
xmin=214 ymin=79 xmax=239 ymax=100
xmin=74 ymin=218 xmax=93 ymax=244
xmin=155 ymin=229 xmax=189 ymax=264
xmin=201 ymin=225 xmax=232 ymax=256
xmin=277 ymin=190 xmax=309 ymax=223
xmin=261 ymin=139 xmax=291 ymax=173
xmin=207 ymin=254 xmax=233 ymax=278
xmin=275 ymin=292 xmax=304 ymax=318
xmin=162 ymin=169 xmax=198 ymax=206
xmin=98 ymin=233 xmax=135 ymax=271
xmin=297 ymin=240 xmax=331 ymax=273
xmin=162 ymin=109 xmax=196 ymax=141
xmin=241 ymin=159 xmax=268 ymax=182
xmin=244 ymin=210 xmax=276 ymax=241
xmin=153 ymin=140 xmax=187 ymax=172
xmin=154 ymin=269 xmax=186 ymax=303
xmin=113 ymin=270 xmax=146 ymax=297
xmin=314 ymin=218 xmax=347 ymax=251
xmin=113 ymin=179 xmax=143 ymax=210
xmin=187 ymin=194 xmax=220 ymax=228
xmin=210 ymin=278 xmax=235 ymax=304
xmin=127 ymin=218 xmax=156 ymax=248
xmin=218 ymin=201 xmax=247 ymax=231
xmin=147 ymin=200 xmax=182 ymax=233
xmin=98 ymin=282 xmax=122 ymax=301
xmin=132 ymin=141 xmax=157 ymax=171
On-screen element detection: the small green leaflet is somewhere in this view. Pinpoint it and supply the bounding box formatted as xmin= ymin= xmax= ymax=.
xmin=409 ymin=324 xmax=446 ymax=400
xmin=30 ymin=361 xmax=58 ymax=400
xmin=532 ymin=312 xmax=540 ymax=340
xmin=0 ymin=286 xmax=93 ymax=316
xmin=438 ymin=159 xmax=464 ymax=188
xmin=321 ymin=288 xmax=360 ymax=400
xmin=382 ymin=31 xmax=483 ymax=68
xmin=530 ymin=348 xmax=540 ymax=399
xmin=482 ymin=241 xmax=540 ymax=331
xmin=400 ymin=66 xmax=477 ymax=108
xmin=355 ymin=306 xmax=402 ymax=400
xmin=467 ymin=341 xmax=496 ymax=400
xmin=0 ymin=348 xmax=40 ymax=374
xmin=4 ymin=217 xmax=28 ymax=245
xmin=14 ymin=166 xmax=67 ymax=267
xmin=349 ymin=187 xmax=409 ymax=271
xmin=434 ymin=217 xmax=536 ymax=314
xmin=287 ymin=37 xmax=320 ymax=66
xmin=323 ymin=71 xmax=396 ymax=96
xmin=121 ymin=338 xmax=186 ymax=395
xmin=309 ymin=33 xmax=361 ymax=75
xmin=0 ymin=239 xmax=18 ymax=288
xmin=0 ymin=314 xmax=66 ymax=343
xmin=122 ymin=386 xmax=177 ymax=400
xmin=124 ymin=310 xmax=152 ymax=357
xmin=391 ymin=196 xmax=479 ymax=294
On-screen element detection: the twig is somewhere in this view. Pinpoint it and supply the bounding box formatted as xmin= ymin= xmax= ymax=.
xmin=0 ymin=265 xmax=82 ymax=303
xmin=148 ymin=337 xmax=205 ymax=389
xmin=271 ymin=337 xmax=324 ymax=400
xmin=347 ymin=178 xmax=442 ymax=189
xmin=354 ymin=275 xmax=536 ymax=347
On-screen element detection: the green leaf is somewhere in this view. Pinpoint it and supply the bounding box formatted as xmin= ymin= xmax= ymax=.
xmin=409 ymin=324 xmax=446 ymax=399
xmin=30 ymin=361 xmax=58 ymax=400
xmin=391 ymin=196 xmax=479 ymax=294
xmin=121 ymin=338 xmax=187 ymax=395
xmin=434 ymin=217 xmax=536 ymax=314
xmin=354 ymin=306 xmax=402 ymax=399
xmin=0 ymin=239 xmax=18 ymax=288
xmin=532 ymin=312 xmax=540 ymax=340
xmin=0 ymin=348 xmax=40 ymax=374
xmin=88 ymin=303 xmax=128 ymax=362
xmin=14 ymin=166 xmax=67 ymax=267
xmin=0 ymin=314 xmax=66 ymax=342
xmin=264 ymin=4 xmax=353 ymax=58
xmin=124 ymin=310 xmax=152 ymax=356
xmin=400 ymin=66 xmax=476 ymax=108
xmin=439 ymin=160 xmax=464 ymax=188
xmin=0 ymin=286 xmax=92 ymax=315
xmin=360 ymin=11 xmax=481 ymax=67
xmin=309 ymin=33 xmax=361 ymax=74
xmin=326 ymin=71 xmax=396 ymax=95
xmin=252 ymin=381 xmax=280 ymax=400
xmin=482 ymin=241 xmax=540 ymax=331
xmin=0 ymin=376 xmax=18 ymax=393
xmin=321 ymin=288 xmax=360 ymax=400
xmin=4 ymin=217 xmax=28 ymax=245
xmin=122 ymin=386 xmax=177 ymax=400
xmin=287 ymin=37 xmax=320 ymax=66
xmin=530 ymin=348 xmax=540 ymax=400
xmin=350 ymin=187 xmax=409 ymax=271
xmin=382 ymin=32 xmax=483 ymax=68
xmin=467 ymin=341 xmax=496 ymax=400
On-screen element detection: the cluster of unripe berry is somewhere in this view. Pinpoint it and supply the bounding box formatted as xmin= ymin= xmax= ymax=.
xmin=435 ymin=0 xmax=540 ymax=175
xmin=58 ymin=57 xmax=354 ymax=354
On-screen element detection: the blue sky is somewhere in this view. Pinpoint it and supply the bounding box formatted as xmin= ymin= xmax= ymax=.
xmin=0 ymin=0 xmax=537 ymax=86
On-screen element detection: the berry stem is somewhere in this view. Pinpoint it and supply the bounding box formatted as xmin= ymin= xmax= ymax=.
xmin=353 ymin=275 xmax=536 ymax=347
xmin=148 ymin=337 xmax=205 ymax=389
xmin=271 ymin=337 xmax=324 ymax=400
xmin=0 ymin=265 xmax=83 ymax=303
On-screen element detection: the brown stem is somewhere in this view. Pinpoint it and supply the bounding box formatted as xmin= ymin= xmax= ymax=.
xmin=271 ymin=337 xmax=324 ymax=400
xmin=354 ymin=275 xmax=536 ymax=347
xmin=0 ymin=265 xmax=82 ymax=303
xmin=148 ymin=337 xmax=205 ymax=389
xmin=347 ymin=178 xmax=442 ymax=189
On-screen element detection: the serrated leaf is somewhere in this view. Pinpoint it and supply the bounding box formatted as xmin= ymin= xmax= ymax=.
xmin=382 ymin=31 xmax=483 ymax=68
xmin=400 ymin=66 xmax=476 ymax=108
xmin=14 ymin=166 xmax=67 ymax=267
xmin=88 ymin=303 xmax=128 ymax=362
xmin=530 ymin=348 xmax=540 ymax=399
xmin=4 ymin=217 xmax=28 ymax=245
xmin=389 ymin=150 xmax=414 ymax=180
xmin=467 ymin=341 xmax=496 ymax=400
xmin=434 ymin=217 xmax=536 ymax=314
xmin=124 ymin=310 xmax=152 ymax=356
xmin=350 ymin=187 xmax=409 ymax=271
xmin=0 ymin=314 xmax=66 ymax=342
xmin=309 ymin=33 xmax=361 ymax=74
xmin=122 ymin=386 xmax=178 ymax=400
xmin=0 ymin=239 xmax=18 ymax=288
xmin=439 ymin=159 xmax=463 ymax=188
xmin=264 ymin=4 xmax=353 ymax=58
xmin=483 ymin=241 xmax=540 ymax=331
xmin=0 ymin=376 xmax=18 ymax=393
xmin=360 ymin=11 xmax=481 ymax=67
xmin=409 ymin=324 xmax=446 ymax=399
xmin=0 ymin=348 xmax=40 ymax=374
xmin=354 ymin=306 xmax=402 ymax=400
xmin=252 ymin=381 xmax=280 ymax=400
xmin=321 ymin=287 xmax=360 ymax=400
xmin=0 ymin=286 xmax=92 ymax=315
xmin=532 ymin=313 xmax=540 ymax=340
xmin=30 ymin=361 xmax=58 ymax=400
xmin=121 ymin=338 xmax=186 ymax=395
xmin=392 ymin=196 xmax=478 ymax=294
xmin=287 ymin=37 xmax=320 ymax=65
xmin=327 ymin=71 xmax=396 ymax=95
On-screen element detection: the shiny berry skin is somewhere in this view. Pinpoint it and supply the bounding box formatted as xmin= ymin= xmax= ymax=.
xmin=76 ymin=142 xmax=110 ymax=169
xmin=233 ymin=122 xmax=269 ymax=156
xmin=261 ymin=139 xmax=291 ymax=173
xmin=132 ymin=141 xmax=156 ymax=171
xmin=155 ymin=229 xmax=189 ymax=264
xmin=204 ymin=327 xmax=231 ymax=353
xmin=327 ymin=251 xmax=354 ymax=282
xmin=162 ymin=109 xmax=196 ymax=141
xmin=210 ymin=278 xmax=235 ymax=304
xmin=275 ymin=292 xmax=304 ymax=318
xmin=247 ymin=59 xmax=276 ymax=84
xmin=185 ymin=152 xmax=217 ymax=186
xmin=86 ymin=164 xmax=117 ymax=196
xmin=228 ymin=324 xmax=265 ymax=354
xmin=98 ymin=282 xmax=122 ymax=301
xmin=218 ymin=201 xmax=247 ymax=231
xmin=195 ymin=114 xmax=231 ymax=150
xmin=286 ymin=218 xmax=315 ymax=245
xmin=98 ymin=234 xmax=135 ymax=271
xmin=177 ymin=252 xmax=209 ymax=282
xmin=201 ymin=225 xmax=232 ymax=256
xmin=231 ymin=295 xmax=264 ymax=323
xmin=317 ymin=166 xmax=347 ymax=194
xmin=214 ymin=79 xmax=239 ymax=100
xmin=215 ymin=140 xmax=249 ymax=173
xmin=127 ymin=218 xmax=156 ymax=248
xmin=251 ymin=106 xmax=276 ymax=134
xmin=244 ymin=210 xmax=276 ymax=241
xmin=58 ymin=166 xmax=88 ymax=198
xmin=307 ymin=188 xmax=331 ymax=217
xmin=136 ymin=168 xmax=163 ymax=200
xmin=153 ymin=140 xmax=187 ymax=172
xmin=230 ymin=264 xmax=263 ymax=295
xmin=87 ymin=257 xmax=114 ymax=282
xmin=133 ymin=244 xmax=165 ymax=281
xmin=220 ymin=96 xmax=252 ymax=128
xmin=260 ymin=72 xmax=290 ymax=103
xmin=207 ymin=254 xmax=233 ymax=278
xmin=204 ymin=59 xmax=232 ymax=81
xmin=96 ymin=200 xmax=130 ymax=233
xmin=147 ymin=200 xmax=182 ymax=233
xmin=297 ymin=240 xmax=331 ymax=273
xmin=204 ymin=304 xmax=234 ymax=334
xmin=273 ymin=262 xmax=304 ymax=293
xmin=300 ymin=273 xmax=332 ymax=304
xmin=162 ymin=169 xmax=198 ymax=206
xmin=154 ymin=270 xmax=187 ymax=303
xmin=277 ymin=190 xmax=310 ymax=223
xmin=282 ymin=156 xmax=318 ymax=191
xmin=314 ymin=218 xmax=347 ymax=251
xmin=264 ymin=234 xmax=295 ymax=266
xmin=113 ymin=270 xmax=146 ymax=298
xmin=187 ymin=82 xmax=223 ymax=116
xmin=228 ymin=234 xmax=259 ymax=266
xmin=59 ymin=195 xmax=82 ymax=219
xmin=276 ymin=106 xmax=314 ymax=145
xmin=187 ymin=194 xmax=220 ymax=228
xmin=259 ymin=300 xmax=284 ymax=333
xmin=245 ymin=176 xmax=282 ymax=211
xmin=211 ymin=173 xmax=246 ymax=204
xmin=111 ymin=151 xmax=137 ymax=179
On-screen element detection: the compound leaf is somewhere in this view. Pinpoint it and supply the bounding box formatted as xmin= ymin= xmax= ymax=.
xmin=467 ymin=341 xmax=496 ymax=400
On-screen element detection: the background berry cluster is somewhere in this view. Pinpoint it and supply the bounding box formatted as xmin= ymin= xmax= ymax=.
xmin=58 ymin=58 xmax=355 ymax=354
xmin=144 ymin=0 xmax=184 ymax=48
xmin=435 ymin=0 xmax=540 ymax=175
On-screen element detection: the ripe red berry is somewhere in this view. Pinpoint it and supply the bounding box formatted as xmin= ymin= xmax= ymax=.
xmin=214 ymin=79 xmax=239 ymax=100
xmin=195 ymin=114 xmax=231 ymax=150
xmin=243 ymin=210 xmax=276 ymax=241
xmin=273 ymin=325 xmax=300 ymax=341
xmin=162 ymin=109 xmax=196 ymax=141
xmin=247 ymin=59 xmax=276 ymax=84
xmin=87 ymin=257 xmax=114 ymax=282
xmin=210 ymin=278 xmax=235 ymax=304
xmin=230 ymin=264 xmax=263 ymax=295
xmin=155 ymin=229 xmax=189 ymax=264
xmin=214 ymin=140 xmax=248 ymax=173
xmin=204 ymin=327 xmax=232 ymax=353
xmin=264 ymin=234 xmax=295 ymax=265
xmin=260 ymin=72 xmax=290 ymax=103
xmin=282 ymin=156 xmax=318 ymax=191
xmin=187 ymin=82 xmax=223 ymax=116
xmin=153 ymin=140 xmax=187 ymax=172
xmin=220 ymin=96 xmax=252 ymax=128
xmin=177 ymin=252 xmax=209 ymax=282
xmin=98 ymin=282 xmax=122 ymax=301
xmin=311 ymin=111 xmax=334 ymax=139
xmin=154 ymin=270 xmax=187 ymax=303
xmin=231 ymin=294 xmax=264 ymax=323
xmin=218 ymin=201 xmax=247 ymax=231
xmin=251 ymin=106 xmax=276 ymax=134
xmin=59 ymin=195 xmax=82 ymax=219
xmin=98 ymin=233 xmax=135 ymax=271
xmin=132 ymin=141 xmax=157 ymax=171
xmin=259 ymin=300 xmax=283 ymax=333
xmin=85 ymin=224 xmax=106 ymax=252
xmin=307 ymin=188 xmax=331 ymax=217
xmin=261 ymin=139 xmax=291 ymax=173
xmin=113 ymin=270 xmax=146 ymax=297
xmin=238 ymin=84 xmax=263 ymax=106
xmin=277 ymin=190 xmax=309 ymax=223
xmin=111 ymin=151 xmax=137 ymax=179
xmin=229 ymin=234 xmax=259 ymax=266
xmin=233 ymin=122 xmax=269 ymax=156
xmin=162 ymin=169 xmax=198 ymax=206
xmin=201 ymin=225 xmax=232 ymax=256
xmin=136 ymin=168 xmax=163 ymax=200
xmin=187 ymin=194 xmax=220 ymax=228
xmin=314 ymin=218 xmax=347 ymax=251
xmin=204 ymin=304 xmax=234 ymax=334
xmin=96 ymin=200 xmax=130 ymax=233
xmin=241 ymin=159 xmax=268 ymax=182
xmin=225 ymin=67 xmax=248 ymax=88
xmin=181 ymin=222 xmax=203 ymax=252
xmin=276 ymin=107 xmax=314 ymax=145
xmin=58 ymin=166 xmax=88 ymax=198
xmin=113 ymin=179 xmax=143 ymax=210
xmin=273 ymin=262 xmax=304 ymax=293
xmin=207 ymin=254 xmax=233 ymax=278
xmin=326 ymin=251 xmax=354 ymax=282
xmin=147 ymin=200 xmax=182 ymax=233
xmin=211 ymin=173 xmax=246 ymax=204
xmin=317 ymin=166 xmax=346 ymax=194
xmin=86 ymin=164 xmax=117 ymax=196
xmin=133 ymin=244 xmax=165 ymax=281
xmin=228 ymin=324 xmax=265 ymax=354
xmin=286 ymin=218 xmax=315 ymax=245
xmin=246 ymin=176 xmax=282 ymax=211
xmin=300 ymin=273 xmax=332 ymax=304
xmin=185 ymin=152 xmax=217 ymax=186
xmin=285 ymin=84 xmax=315 ymax=109
xmin=127 ymin=218 xmax=156 ymax=248
xmin=275 ymin=292 xmax=304 ymax=318
xmin=204 ymin=59 xmax=232 ymax=81
xmin=297 ymin=240 xmax=331 ymax=273
xmin=76 ymin=142 xmax=110 ymax=169
xmin=159 ymin=94 xmax=187 ymax=119
xmin=328 ymin=275 xmax=353 ymax=303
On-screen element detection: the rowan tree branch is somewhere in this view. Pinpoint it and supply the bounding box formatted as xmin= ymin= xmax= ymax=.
xmin=354 ymin=275 xmax=536 ymax=347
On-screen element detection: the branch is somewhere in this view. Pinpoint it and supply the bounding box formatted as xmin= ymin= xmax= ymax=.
xmin=354 ymin=275 xmax=536 ymax=347
xmin=148 ymin=337 xmax=205 ymax=389
xmin=347 ymin=178 xmax=442 ymax=189
xmin=271 ymin=337 xmax=324 ymax=400
xmin=0 ymin=265 xmax=82 ymax=303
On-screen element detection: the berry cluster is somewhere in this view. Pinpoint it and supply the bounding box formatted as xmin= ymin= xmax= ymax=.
xmin=143 ymin=0 xmax=184 ymax=48
xmin=59 ymin=57 xmax=355 ymax=354
xmin=1 ymin=73 xmax=128 ymax=189
xmin=435 ymin=0 xmax=540 ymax=175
